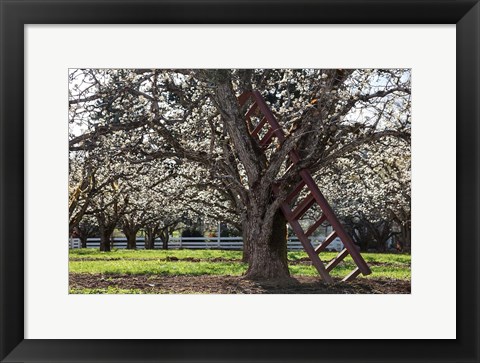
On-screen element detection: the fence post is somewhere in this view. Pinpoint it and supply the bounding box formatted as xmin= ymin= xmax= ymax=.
xmin=179 ymin=236 xmax=182 ymax=249
xmin=217 ymin=222 xmax=221 ymax=248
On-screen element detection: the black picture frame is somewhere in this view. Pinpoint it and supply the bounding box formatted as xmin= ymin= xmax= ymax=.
xmin=1 ymin=1 xmax=478 ymax=362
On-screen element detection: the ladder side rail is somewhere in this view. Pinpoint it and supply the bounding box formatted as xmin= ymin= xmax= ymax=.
xmin=238 ymin=91 xmax=252 ymax=107
xmin=288 ymin=149 xmax=302 ymax=165
xmin=273 ymin=184 xmax=333 ymax=283
xmin=251 ymin=90 xmax=286 ymax=143
xmin=299 ymin=170 xmax=371 ymax=276
xmin=238 ymin=92 xmax=257 ymax=134
xmin=284 ymin=208 xmax=333 ymax=284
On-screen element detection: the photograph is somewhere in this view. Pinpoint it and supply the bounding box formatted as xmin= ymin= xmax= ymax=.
xmin=2 ymin=0 xmax=479 ymax=361
xmin=68 ymin=68 xmax=411 ymax=294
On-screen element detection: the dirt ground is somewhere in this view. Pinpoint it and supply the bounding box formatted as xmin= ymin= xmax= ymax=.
xmin=70 ymin=274 xmax=410 ymax=294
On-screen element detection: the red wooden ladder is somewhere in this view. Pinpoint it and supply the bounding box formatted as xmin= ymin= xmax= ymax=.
xmin=238 ymin=90 xmax=371 ymax=283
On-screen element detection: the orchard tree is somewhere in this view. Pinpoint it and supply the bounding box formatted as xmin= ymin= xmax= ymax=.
xmin=76 ymin=215 xmax=99 ymax=248
xmin=68 ymin=150 xmax=95 ymax=233
xmin=145 ymin=160 xmax=239 ymax=249
xmin=117 ymin=161 xmax=178 ymax=249
xmin=78 ymin=146 xmax=143 ymax=251
xmin=69 ymin=68 xmax=411 ymax=280
xmin=321 ymin=138 xmax=411 ymax=251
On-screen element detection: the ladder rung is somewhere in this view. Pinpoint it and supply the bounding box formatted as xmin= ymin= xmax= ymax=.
xmin=259 ymin=128 xmax=275 ymax=147
xmin=286 ymin=219 xmax=333 ymax=284
xmin=305 ymin=214 xmax=327 ymax=237
xmin=326 ymin=248 xmax=349 ymax=272
xmin=251 ymin=90 xmax=285 ymax=144
xmin=290 ymin=193 xmax=315 ymax=220
xmin=251 ymin=117 xmax=267 ymax=136
xmin=315 ymin=231 xmax=337 ymax=254
xmin=342 ymin=267 xmax=361 ymax=282
xmin=286 ymin=180 xmax=306 ymax=203
xmin=245 ymin=102 xmax=258 ymax=118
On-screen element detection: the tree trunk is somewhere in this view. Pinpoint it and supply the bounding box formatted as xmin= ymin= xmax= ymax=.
xmin=404 ymin=224 xmax=411 ymax=252
xmin=80 ymin=235 xmax=87 ymax=248
xmin=162 ymin=236 xmax=169 ymax=250
xmin=99 ymin=226 xmax=113 ymax=252
xmin=241 ymin=220 xmax=251 ymax=263
xmin=145 ymin=226 xmax=155 ymax=249
xmin=122 ymin=222 xmax=139 ymax=250
xmin=211 ymin=74 xmax=289 ymax=280
xmin=342 ymin=219 xmax=369 ymax=251
xmin=125 ymin=230 xmax=137 ymax=249
xmin=399 ymin=222 xmax=411 ymax=252
xmin=373 ymin=221 xmax=392 ymax=252
xmin=244 ymin=210 xmax=290 ymax=280
xmin=159 ymin=228 xmax=170 ymax=250
xmin=371 ymin=228 xmax=386 ymax=252
xmin=123 ymin=226 xmax=139 ymax=250
xmin=391 ymin=212 xmax=411 ymax=253
xmin=96 ymin=214 xmax=116 ymax=252
xmin=145 ymin=231 xmax=155 ymax=249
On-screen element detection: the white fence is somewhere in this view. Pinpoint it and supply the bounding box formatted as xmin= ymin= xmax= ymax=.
xmin=69 ymin=236 xmax=344 ymax=252
xmin=68 ymin=238 xmax=82 ymax=249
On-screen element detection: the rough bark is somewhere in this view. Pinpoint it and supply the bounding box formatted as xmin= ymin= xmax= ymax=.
xmin=243 ymin=209 xmax=290 ymax=280
xmin=80 ymin=235 xmax=88 ymax=249
xmin=121 ymin=219 xmax=140 ymax=250
xmin=366 ymin=220 xmax=393 ymax=252
xmin=159 ymin=228 xmax=170 ymax=250
xmin=145 ymin=230 xmax=156 ymax=249
xmin=241 ymin=220 xmax=251 ymax=263
xmin=392 ymin=210 xmax=411 ymax=253
xmin=397 ymin=222 xmax=411 ymax=252
xmin=99 ymin=225 xmax=115 ymax=252
xmin=343 ymin=217 xmax=373 ymax=252
xmin=211 ymin=72 xmax=291 ymax=280
xmin=96 ymin=214 xmax=116 ymax=252
xmin=124 ymin=229 xmax=138 ymax=249
xmin=145 ymin=224 xmax=164 ymax=249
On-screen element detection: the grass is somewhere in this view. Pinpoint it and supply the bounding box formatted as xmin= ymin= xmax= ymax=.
xmin=70 ymin=260 xmax=247 ymax=276
xmin=69 ymin=248 xmax=242 ymax=260
xmin=69 ymin=248 xmax=410 ymax=280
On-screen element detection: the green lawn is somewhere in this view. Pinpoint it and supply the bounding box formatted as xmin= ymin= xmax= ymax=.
xmin=69 ymin=248 xmax=410 ymax=280
xmin=69 ymin=248 xmax=242 ymax=260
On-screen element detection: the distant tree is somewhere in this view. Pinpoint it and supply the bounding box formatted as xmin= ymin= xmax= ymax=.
xmin=77 ymin=216 xmax=100 ymax=248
